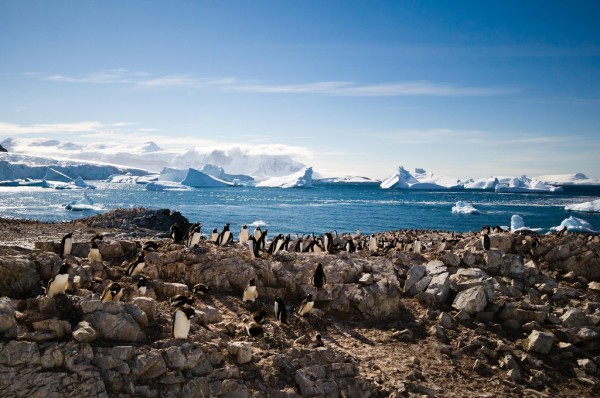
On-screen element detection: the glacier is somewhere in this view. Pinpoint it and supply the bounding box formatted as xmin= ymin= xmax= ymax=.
xmin=565 ymin=199 xmax=600 ymax=213
xmin=256 ymin=166 xmax=313 ymax=188
xmin=380 ymin=166 xmax=463 ymax=190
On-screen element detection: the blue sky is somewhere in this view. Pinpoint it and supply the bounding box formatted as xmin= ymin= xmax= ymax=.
xmin=1 ymin=0 xmax=599 ymax=179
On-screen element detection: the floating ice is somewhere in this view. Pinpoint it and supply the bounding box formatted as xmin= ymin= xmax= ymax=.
xmin=565 ymin=199 xmax=600 ymax=213
xmin=181 ymin=168 xmax=232 ymax=187
xmin=463 ymin=177 xmax=499 ymax=190
xmin=550 ymin=216 xmax=596 ymax=233
xmin=256 ymin=167 xmax=313 ymax=188
xmin=495 ymin=176 xmax=562 ymax=193
xmin=535 ymin=173 xmax=600 ymax=186
xmin=451 ymin=201 xmax=481 ymax=215
xmin=145 ymin=181 xmax=194 ymax=191
xmin=510 ymin=215 xmax=542 ymax=233
xmin=380 ymin=166 xmax=463 ymax=190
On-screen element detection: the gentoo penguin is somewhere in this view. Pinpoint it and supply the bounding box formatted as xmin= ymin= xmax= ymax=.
xmin=88 ymin=240 xmax=102 ymax=263
xmin=187 ymin=223 xmax=202 ymax=248
xmin=492 ymin=225 xmax=504 ymax=233
xmin=126 ymin=252 xmax=146 ymax=277
xmin=142 ymin=240 xmax=159 ymax=252
xmin=267 ymin=234 xmax=283 ymax=254
xmin=323 ymin=232 xmax=334 ymax=253
xmin=345 ymin=238 xmax=356 ymax=253
xmin=413 ymin=239 xmax=422 ymax=254
xmin=243 ymin=317 xmax=264 ymax=337
xmin=192 ymin=283 xmax=210 ymax=296
xmin=481 ymin=233 xmax=491 ymax=251
xmin=311 ymin=263 xmax=326 ymax=289
xmin=257 ymin=229 xmax=268 ymax=251
xmin=310 ymin=334 xmax=324 ymax=348
xmin=101 ymin=282 xmax=124 ymax=303
xmin=217 ymin=224 xmax=232 ymax=246
xmin=242 ymin=278 xmax=258 ymax=302
xmin=293 ymin=234 xmax=304 ymax=252
xmin=172 ymin=306 xmax=195 ymax=339
xmin=274 ymin=296 xmax=287 ymax=324
xmin=47 ymin=262 xmax=70 ymax=298
xmin=137 ymin=276 xmax=148 ymax=295
xmin=239 ymin=225 xmax=249 ymax=245
xmin=170 ymin=223 xmax=184 ymax=243
xmin=481 ymin=225 xmax=491 ymax=236
xmin=296 ymin=293 xmax=314 ymax=316
xmin=281 ymin=234 xmax=291 ymax=251
xmin=368 ymin=234 xmax=378 ymax=252
xmin=252 ymin=309 xmax=267 ymax=324
xmin=60 ymin=232 xmax=73 ymax=258
xmin=209 ymin=228 xmax=219 ymax=243
xmin=170 ymin=294 xmax=195 ymax=307
xmin=253 ymin=226 xmax=262 ymax=241
xmin=247 ymin=236 xmax=260 ymax=258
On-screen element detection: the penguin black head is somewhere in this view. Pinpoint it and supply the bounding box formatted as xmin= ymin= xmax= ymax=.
xmin=305 ymin=293 xmax=313 ymax=301
xmin=170 ymin=294 xmax=195 ymax=307
xmin=110 ymin=282 xmax=122 ymax=295
xmin=248 ymin=278 xmax=256 ymax=287
xmin=179 ymin=306 xmax=196 ymax=320
xmin=242 ymin=225 xmax=247 ymax=229
xmin=91 ymin=234 xmax=103 ymax=243
xmin=58 ymin=262 xmax=70 ymax=275
xmin=137 ymin=276 xmax=147 ymax=288
xmin=142 ymin=240 xmax=159 ymax=252
xmin=91 ymin=241 xmax=99 ymax=249
xmin=193 ymin=283 xmax=210 ymax=295
xmin=252 ymin=310 xmax=267 ymax=324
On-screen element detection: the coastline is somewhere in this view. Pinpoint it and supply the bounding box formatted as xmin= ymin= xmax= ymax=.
xmin=0 ymin=208 xmax=599 ymax=397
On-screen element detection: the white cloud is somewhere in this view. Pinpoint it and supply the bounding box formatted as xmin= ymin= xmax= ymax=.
xmin=0 ymin=121 xmax=105 ymax=134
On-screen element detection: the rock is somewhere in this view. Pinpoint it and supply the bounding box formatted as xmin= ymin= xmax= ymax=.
xmin=32 ymin=319 xmax=72 ymax=339
xmin=404 ymin=265 xmax=426 ymax=294
xmin=561 ymin=308 xmax=588 ymax=328
xmin=500 ymin=254 xmax=524 ymax=277
xmin=589 ymin=281 xmax=600 ymax=293
xmin=133 ymin=297 xmax=157 ymax=322
xmin=578 ymin=358 xmax=597 ymax=375
xmin=196 ymin=305 xmax=222 ymax=324
xmin=452 ymin=286 xmax=487 ymax=315
xmin=425 ymin=260 xmax=447 ymax=275
xmin=0 ymin=340 xmax=40 ymax=366
xmin=85 ymin=311 xmax=146 ymax=342
xmin=483 ymin=251 xmax=503 ymax=273
xmin=98 ymin=241 xmax=124 ymax=260
xmin=228 ymin=341 xmax=252 ymax=364
xmin=526 ymin=330 xmax=554 ymax=354
xmin=424 ymin=272 xmax=450 ymax=304
xmin=438 ymin=312 xmax=452 ymax=329
xmin=0 ymin=297 xmax=17 ymax=337
xmin=132 ymin=351 xmax=168 ymax=379
xmin=490 ymin=234 xmax=513 ymax=253
xmin=73 ymin=321 xmax=97 ymax=343
xmin=440 ymin=252 xmax=460 ymax=267
xmin=124 ymin=303 xmax=149 ymax=327
xmin=358 ymin=273 xmax=375 ymax=286
xmin=153 ymin=281 xmax=189 ymax=300
xmin=0 ymin=256 xmax=41 ymax=298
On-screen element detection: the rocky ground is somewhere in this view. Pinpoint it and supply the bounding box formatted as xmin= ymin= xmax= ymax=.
xmin=1 ymin=208 xmax=600 ymax=397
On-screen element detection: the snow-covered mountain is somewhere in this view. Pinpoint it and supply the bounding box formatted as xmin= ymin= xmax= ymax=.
xmin=380 ymin=166 xmax=463 ymax=190
xmin=0 ymin=137 xmax=306 ymax=179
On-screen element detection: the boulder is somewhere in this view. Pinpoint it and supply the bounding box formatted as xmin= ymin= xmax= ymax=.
xmin=500 ymin=254 xmax=524 ymax=277
xmin=0 ymin=297 xmax=17 ymax=337
xmin=482 ymin=251 xmax=503 ymax=273
xmin=133 ymin=297 xmax=157 ymax=322
xmin=561 ymin=308 xmax=588 ymax=328
xmin=228 ymin=341 xmax=253 ymax=364
xmin=72 ymin=321 xmax=98 ymax=343
xmin=404 ymin=265 xmax=426 ymax=294
xmin=490 ymin=234 xmax=514 ymax=253
xmin=424 ymin=272 xmax=450 ymax=304
xmin=452 ymin=286 xmax=487 ymax=315
xmin=84 ymin=311 xmax=146 ymax=342
xmin=526 ymin=330 xmax=554 ymax=354
xmin=0 ymin=256 xmax=41 ymax=298
xmin=32 ymin=319 xmax=72 ymax=339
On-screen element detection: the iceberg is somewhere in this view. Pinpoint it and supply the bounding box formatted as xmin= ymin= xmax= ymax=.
xmin=495 ymin=176 xmax=562 ymax=193
xmin=510 ymin=215 xmax=542 ymax=233
xmin=256 ymin=166 xmax=313 ymax=188
xmin=159 ymin=167 xmax=189 ymax=182
xmin=107 ymin=173 xmax=159 ymax=184
xmin=315 ymin=176 xmax=380 ymax=184
xmin=43 ymin=167 xmax=73 ymax=183
xmin=565 ymin=199 xmax=600 ymax=213
xmin=64 ymin=190 xmax=103 ymax=212
xmin=550 ymin=216 xmax=596 ymax=233
xmin=380 ymin=166 xmax=463 ymax=190
xmin=535 ymin=173 xmax=600 ymax=186
xmin=181 ymin=168 xmax=232 ymax=187
xmin=145 ymin=181 xmax=194 ymax=191
xmin=463 ymin=177 xmax=499 ymax=190
xmin=451 ymin=201 xmax=481 ymax=215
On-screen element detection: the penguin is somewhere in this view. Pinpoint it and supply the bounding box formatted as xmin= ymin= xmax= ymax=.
xmin=296 ymin=293 xmax=314 ymax=316
xmin=209 ymin=228 xmax=219 ymax=243
xmin=481 ymin=233 xmax=491 ymax=250
xmin=243 ymin=317 xmax=264 ymax=337
xmin=267 ymin=234 xmax=283 ymax=254
xmin=345 ymin=238 xmax=356 ymax=253
xmin=239 ymin=225 xmax=249 ymax=245
xmin=101 ymin=282 xmax=124 ymax=303
xmin=252 ymin=309 xmax=267 ymax=324
xmin=247 ymin=236 xmax=260 ymax=258
xmin=142 ymin=240 xmax=159 ymax=252
xmin=324 ymin=232 xmax=334 ymax=253
xmin=187 ymin=223 xmax=202 ymax=248
xmin=60 ymin=232 xmax=73 ymax=258
xmin=310 ymin=334 xmax=324 ymax=348
xmin=368 ymin=235 xmax=378 ymax=252
xmin=126 ymin=252 xmax=146 ymax=277
xmin=275 ymin=234 xmax=287 ymax=253
xmin=88 ymin=240 xmax=102 ymax=263
xmin=274 ymin=296 xmax=287 ymax=324
xmin=311 ymin=263 xmax=326 ymax=289
xmin=253 ymin=226 xmax=262 ymax=241
xmin=192 ymin=283 xmax=210 ymax=296
xmin=413 ymin=239 xmax=422 ymax=254
xmin=217 ymin=223 xmax=232 ymax=246
xmin=47 ymin=262 xmax=70 ymax=298
xmin=492 ymin=225 xmax=504 ymax=233
xmin=481 ymin=225 xmax=491 ymax=236
xmin=242 ymin=278 xmax=258 ymax=302
xmin=170 ymin=294 xmax=195 ymax=307
xmin=257 ymin=229 xmax=268 ymax=251
xmin=137 ymin=276 xmax=148 ymax=295
xmin=293 ymin=234 xmax=304 ymax=252
xmin=172 ymin=306 xmax=195 ymax=339
xmin=170 ymin=223 xmax=184 ymax=243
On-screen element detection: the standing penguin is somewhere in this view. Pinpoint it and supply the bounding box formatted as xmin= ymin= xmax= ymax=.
xmin=242 ymin=278 xmax=258 ymax=303
xmin=323 ymin=232 xmax=334 ymax=253
xmin=481 ymin=232 xmax=491 ymax=251
xmin=368 ymin=235 xmax=378 ymax=252
xmin=274 ymin=296 xmax=287 ymax=324
xmin=253 ymin=226 xmax=262 ymax=241
xmin=170 ymin=294 xmax=195 ymax=307
xmin=209 ymin=228 xmax=219 ymax=243
xmin=60 ymin=232 xmax=73 ymax=258
xmin=257 ymin=229 xmax=268 ymax=251
xmin=170 ymin=223 xmax=184 ymax=243
xmin=101 ymin=282 xmax=124 ymax=303
xmin=243 ymin=317 xmax=264 ymax=337
xmin=126 ymin=252 xmax=146 ymax=277
xmin=280 ymin=234 xmax=291 ymax=251
xmin=311 ymin=263 xmax=326 ymax=289
xmin=47 ymin=262 xmax=70 ymax=298
xmin=172 ymin=306 xmax=196 ymax=339
xmin=187 ymin=223 xmax=202 ymax=248
xmin=345 ymin=238 xmax=356 ymax=253
xmin=247 ymin=236 xmax=260 ymax=258
xmin=137 ymin=276 xmax=148 ymax=295
xmin=293 ymin=234 xmax=304 ymax=252
xmin=239 ymin=225 xmax=249 ymax=245
xmin=217 ymin=223 xmax=232 ymax=246
xmin=267 ymin=234 xmax=282 ymax=254
xmin=296 ymin=293 xmax=314 ymax=316
xmin=88 ymin=240 xmax=102 ymax=263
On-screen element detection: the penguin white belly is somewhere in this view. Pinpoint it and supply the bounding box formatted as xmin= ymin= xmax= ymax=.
xmin=173 ymin=311 xmax=191 ymax=339
xmin=220 ymin=231 xmax=231 ymax=246
xmin=369 ymin=238 xmax=377 ymax=252
xmin=48 ymin=273 xmax=70 ymax=298
xmin=298 ymin=301 xmax=314 ymax=316
xmin=210 ymin=232 xmax=218 ymax=242
xmin=88 ymin=248 xmax=102 ymax=263
xmin=239 ymin=230 xmax=249 ymax=245
xmin=138 ymin=286 xmax=147 ymax=295
xmin=189 ymin=232 xmax=200 ymax=247
xmin=130 ymin=262 xmax=145 ymax=276
xmin=243 ymin=286 xmax=257 ymax=302
xmin=63 ymin=238 xmax=73 ymax=256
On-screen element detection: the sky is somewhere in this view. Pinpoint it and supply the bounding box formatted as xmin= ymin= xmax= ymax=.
xmin=1 ymin=0 xmax=599 ymax=179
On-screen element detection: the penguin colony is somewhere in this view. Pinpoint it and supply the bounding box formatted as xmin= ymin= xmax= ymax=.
xmin=44 ymin=222 xmax=507 ymax=342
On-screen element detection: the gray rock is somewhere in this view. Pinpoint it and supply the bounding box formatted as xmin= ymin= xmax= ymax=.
xmin=452 ymin=286 xmax=487 ymax=315
xmin=132 ymin=351 xmax=168 ymax=379
xmin=526 ymin=330 xmax=554 ymax=354
xmin=438 ymin=312 xmax=452 ymax=329
xmin=439 ymin=252 xmax=460 ymax=267
xmin=404 ymin=265 xmax=426 ymax=294
xmin=0 ymin=340 xmax=40 ymax=366
xmin=32 ymin=319 xmax=72 ymax=339
xmin=196 ymin=305 xmax=222 ymax=324
xmin=0 ymin=297 xmax=17 ymax=337
xmin=500 ymin=254 xmax=524 ymax=277
xmin=424 ymin=272 xmax=450 ymax=304
xmin=85 ymin=311 xmax=146 ymax=342
xmin=490 ymin=234 xmax=514 ymax=253
xmin=153 ymin=281 xmax=189 ymax=300
xmin=124 ymin=303 xmax=149 ymax=327
xmin=425 ymin=260 xmax=447 ymax=276
xmin=133 ymin=297 xmax=157 ymax=322
xmin=73 ymin=321 xmax=98 ymax=343
xmin=358 ymin=273 xmax=374 ymax=286
xmin=0 ymin=256 xmax=41 ymax=298
xmin=483 ymin=251 xmax=503 ymax=273
xmin=228 ymin=341 xmax=252 ymax=364
xmin=561 ymin=308 xmax=588 ymax=328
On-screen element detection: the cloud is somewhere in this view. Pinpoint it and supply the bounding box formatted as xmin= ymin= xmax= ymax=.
xmin=27 ymin=70 xmax=515 ymax=97
xmin=0 ymin=121 xmax=106 ymax=135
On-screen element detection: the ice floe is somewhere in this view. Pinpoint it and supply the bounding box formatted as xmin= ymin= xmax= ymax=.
xmin=256 ymin=166 xmax=313 ymax=188
xmin=451 ymin=201 xmax=481 ymax=215
xmin=564 ymin=199 xmax=600 ymax=213
xmin=550 ymin=216 xmax=596 ymax=233
xmin=380 ymin=166 xmax=462 ymax=190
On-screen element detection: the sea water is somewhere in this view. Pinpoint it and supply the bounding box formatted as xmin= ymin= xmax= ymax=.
xmin=1 ymin=182 xmax=599 ymax=236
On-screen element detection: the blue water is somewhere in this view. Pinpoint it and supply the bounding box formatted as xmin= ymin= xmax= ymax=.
xmin=1 ymin=183 xmax=599 ymax=235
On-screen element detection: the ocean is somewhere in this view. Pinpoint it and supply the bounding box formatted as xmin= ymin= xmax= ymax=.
xmin=1 ymin=182 xmax=599 ymax=235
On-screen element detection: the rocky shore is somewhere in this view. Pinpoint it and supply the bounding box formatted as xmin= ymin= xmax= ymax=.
xmin=1 ymin=208 xmax=600 ymax=397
